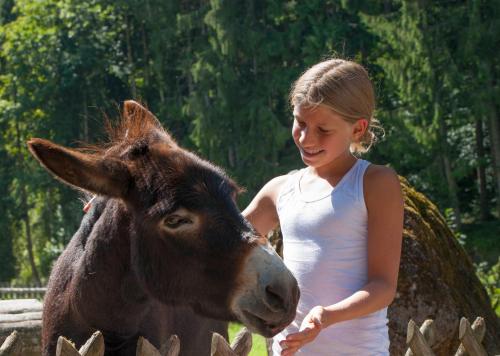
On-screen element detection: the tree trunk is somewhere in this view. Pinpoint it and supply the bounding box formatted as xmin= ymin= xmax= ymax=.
xmin=20 ymin=185 xmax=41 ymax=286
xmin=142 ymin=0 xmax=165 ymax=105
xmin=436 ymin=102 xmax=462 ymax=229
xmin=187 ymin=28 xmax=193 ymax=95
xmin=487 ymin=101 xmax=500 ymax=216
xmin=82 ymin=89 xmax=89 ymax=142
xmin=475 ymin=116 xmax=489 ymax=220
xmin=44 ymin=188 xmax=55 ymax=246
xmin=125 ymin=14 xmax=137 ymax=98
xmin=141 ymin=22 xmax=150 ymax=89
xmin=422 ymin=22 xmax=462 ymax=227
xmin=15 ymin=120 xmax=41 ymax=286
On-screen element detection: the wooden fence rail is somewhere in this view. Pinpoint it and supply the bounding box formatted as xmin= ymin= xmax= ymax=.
xmin=0 ymin=298 xmax=491 ymax=356
xmin=0 ymin=328 xmax=251 ymax=356
xmin=0 ymin=288 xmax=46 ymax=301
xmin=406 ymin=317 xmax=488 ymax=356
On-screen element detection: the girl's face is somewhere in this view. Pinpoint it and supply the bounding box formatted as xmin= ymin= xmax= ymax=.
xmin=292 ymin=104 xmax=366 ymax=173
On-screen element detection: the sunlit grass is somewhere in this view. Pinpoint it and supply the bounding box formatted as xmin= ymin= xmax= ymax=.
xmin=228 ymin=323 xmax=268 ymax=356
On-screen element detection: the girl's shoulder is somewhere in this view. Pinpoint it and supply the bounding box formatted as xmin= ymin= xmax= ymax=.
xmin=242 ymin=172 xmax=300 ymax=237
xmin=261 ymin=171 xmax=299 ymax=203
xmin=365 ymin=162 xmax=395 ymax=173
xmin=364 ymin=164 xmax=399 ymax=184
xmin=363 ymin=164 xmax=402 ymax=209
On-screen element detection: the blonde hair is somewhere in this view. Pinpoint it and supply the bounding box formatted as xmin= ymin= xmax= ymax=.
xmin=289 ymin=58 xmax=383 ymax=153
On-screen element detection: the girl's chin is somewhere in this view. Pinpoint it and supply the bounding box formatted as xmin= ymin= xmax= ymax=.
xmin=300 ymin=157 xmax=324 ymax=168
xmin=300 ymin=150 xmax=324 ymax=162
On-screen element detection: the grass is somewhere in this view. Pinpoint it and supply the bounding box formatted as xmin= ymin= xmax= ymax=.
xmin=228 ymin=323 xmax=268 ymax=356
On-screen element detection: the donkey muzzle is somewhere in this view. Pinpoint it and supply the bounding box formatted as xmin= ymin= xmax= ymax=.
xmin=231 ymin=242 xmax=299 ymax=337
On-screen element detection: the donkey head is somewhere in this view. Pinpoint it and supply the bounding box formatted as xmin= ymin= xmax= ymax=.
xmin=28 ymin=101 xmax=298 ymax=337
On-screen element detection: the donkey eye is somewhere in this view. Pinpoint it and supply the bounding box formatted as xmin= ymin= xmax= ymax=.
xmin=163 ymin=215 xmax=192 ymax=229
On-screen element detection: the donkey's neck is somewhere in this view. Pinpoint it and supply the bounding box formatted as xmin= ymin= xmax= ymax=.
xmin=71 ymin=197 xmax=150 ymax=331
xmin=81 ymin=197 xmax=132 ymax=273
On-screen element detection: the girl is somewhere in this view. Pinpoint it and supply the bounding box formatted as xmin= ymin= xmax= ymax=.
xmin=242 ymin=58 xmax=404 ymax=355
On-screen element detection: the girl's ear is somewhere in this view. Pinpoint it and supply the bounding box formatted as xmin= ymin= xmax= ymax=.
xmin=27 ymin=138 xmax=132 ymax=198
xmin=352 ymin=119 xmax=368 ymax=141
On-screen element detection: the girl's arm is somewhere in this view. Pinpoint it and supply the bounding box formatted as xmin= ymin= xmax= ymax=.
xmin=325 ymin=165 xmax=404 ymax=322
xmin=242 ymin=175 xmax=288 ymax=236
xmin=281 ymin=165 xmax=404 ymax=355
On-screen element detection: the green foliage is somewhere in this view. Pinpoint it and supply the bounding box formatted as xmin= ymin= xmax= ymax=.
xmin=0 ymin=0 xmax=497 ymax=293
xmin=463 ymin=220 xmax=500 ymax=265
xmin=444 ymin=208 xmax=467 ymax=246
xmin=475 ymin=259 xmax=500 ymax=316
xmin=358 ymin=0 xmax=500 ymax=225
xmin=183 ymin=0 xmax=377 ymax=204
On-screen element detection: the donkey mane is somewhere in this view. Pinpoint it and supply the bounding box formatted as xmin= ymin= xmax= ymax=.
xmin=79 ymin=102 xmax=174 ymax=157
xmin=76 ymin=101 xmax=242 ymax=199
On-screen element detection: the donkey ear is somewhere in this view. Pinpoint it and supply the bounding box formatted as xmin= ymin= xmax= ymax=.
xmin=123 ymin=100 xmax=177 ymax=146
xmin=124 ymin=100 xmax=157 ymax=122
xmin=27 ymin=138 xmax=131 ymax=198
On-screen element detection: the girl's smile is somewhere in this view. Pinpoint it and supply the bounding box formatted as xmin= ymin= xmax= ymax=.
xmin=300 ymin=147 xmax=324 ymax=158
xmin=292 ymin=104 xmax=366 ymax=177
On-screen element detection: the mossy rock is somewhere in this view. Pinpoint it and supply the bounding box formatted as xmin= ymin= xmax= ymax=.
xmin=269 ymin=177 xmax=500 ymax=355
xmin=390 ymin=177 xmax=499 ymax=355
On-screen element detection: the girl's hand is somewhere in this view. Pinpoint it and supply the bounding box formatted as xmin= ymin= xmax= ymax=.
xmin=280 ymin=306 xmax=325 ymax=356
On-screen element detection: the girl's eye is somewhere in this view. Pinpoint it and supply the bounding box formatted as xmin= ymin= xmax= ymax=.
xmin=163 ymin=215 xmax=193 ymax=229
xmin=295 ymin=119 xmax=306 ymax=128
xmin=318 ymin=127 xmax=332 ymax=134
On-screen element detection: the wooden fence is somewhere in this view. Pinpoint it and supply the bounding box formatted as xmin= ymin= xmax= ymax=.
xmin=0 ymin=328 xmax=252 ymax=356
xmin=0 ymin=298 xmax=492 ymax=355
xmin=0 ymin=284 xmax=46 ymax=301
xmin=0 ymin=299 xmax=42 ymax=356
xmin=0 ymin=299 xmax=252 ymax=356
xmin=406 ymin=317 xmax=489 ymax=356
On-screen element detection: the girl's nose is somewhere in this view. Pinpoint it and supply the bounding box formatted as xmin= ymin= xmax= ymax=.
xmin=299 ymin=127 xmax=314 ymax=146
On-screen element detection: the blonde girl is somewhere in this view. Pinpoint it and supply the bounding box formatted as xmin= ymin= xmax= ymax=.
xmin=243 ymin=58 xmax=404 ymax=355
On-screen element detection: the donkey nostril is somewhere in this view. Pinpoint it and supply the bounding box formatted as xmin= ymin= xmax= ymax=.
xmin=265 ymin=285 xmax=286 ymax=312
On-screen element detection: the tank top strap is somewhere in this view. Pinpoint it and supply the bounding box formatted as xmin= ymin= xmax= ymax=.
xmin=276 ymin=169 xmax=301 ymax=213
xmin=349 ymin=159 xmax=371 ymax=204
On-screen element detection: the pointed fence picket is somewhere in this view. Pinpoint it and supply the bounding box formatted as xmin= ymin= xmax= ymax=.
xmin=0 ymin=328 xmax=252 ymax=356
xmin=405 ymin=317 xmax=489 ymax=356
xmin=0 ymin=308 xmax=493 ymax=356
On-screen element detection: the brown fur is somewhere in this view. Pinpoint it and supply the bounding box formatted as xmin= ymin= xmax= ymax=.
xmin=28 ymin=102 xmax=267 ymax=355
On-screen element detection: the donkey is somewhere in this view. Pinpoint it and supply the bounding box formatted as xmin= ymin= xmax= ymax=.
xmin=28 ymin=101 xmax=299 ymax=356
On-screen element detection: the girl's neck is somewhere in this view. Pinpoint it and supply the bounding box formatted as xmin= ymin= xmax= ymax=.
xmin=308 ymin=152 xmax=358 ymax=184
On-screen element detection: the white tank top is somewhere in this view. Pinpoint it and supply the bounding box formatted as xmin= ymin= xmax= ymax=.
xmin=272 ymin=159 xmax=389 ymax=356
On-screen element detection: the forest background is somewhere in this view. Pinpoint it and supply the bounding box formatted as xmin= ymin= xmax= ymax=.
xmin=0 ymin=0 xmax=498 ymax=315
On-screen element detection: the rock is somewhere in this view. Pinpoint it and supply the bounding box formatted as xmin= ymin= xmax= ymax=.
xmin=390 ymin=177 xmax=499 ymax=355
